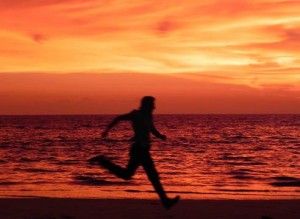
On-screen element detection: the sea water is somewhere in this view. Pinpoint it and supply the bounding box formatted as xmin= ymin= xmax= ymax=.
xmin=0 ymin=115 xmax=299 ymax=199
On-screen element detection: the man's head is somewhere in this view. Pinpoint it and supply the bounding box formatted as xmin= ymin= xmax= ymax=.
xmin=140 ymin=96 xmax=155 ymax=112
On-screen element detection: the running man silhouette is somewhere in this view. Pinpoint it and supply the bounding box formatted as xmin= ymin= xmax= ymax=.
xmin=89 ymin=96 xmax=179 ymax=209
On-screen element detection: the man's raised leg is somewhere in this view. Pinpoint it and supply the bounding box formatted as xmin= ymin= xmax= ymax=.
xmin=89 ymin=154 xmax=139 ymax=180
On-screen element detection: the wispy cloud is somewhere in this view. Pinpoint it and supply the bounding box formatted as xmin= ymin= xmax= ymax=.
xmin=0 ymin=73 xmax=298 ymax=114
xmin=0 ymin=0 xmax=299 ymax=88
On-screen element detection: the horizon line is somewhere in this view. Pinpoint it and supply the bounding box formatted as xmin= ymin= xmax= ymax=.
xmin=0 ymin=113 xmax=299 ymax=116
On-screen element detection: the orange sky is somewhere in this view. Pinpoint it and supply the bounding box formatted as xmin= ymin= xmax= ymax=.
xmin=0 ymin=0 xmax=299 ymax=114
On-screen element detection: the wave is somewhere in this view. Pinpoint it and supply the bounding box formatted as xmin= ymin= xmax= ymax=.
xmin=17 ymin=168 xmax=63 ymax=173
xmin=269 ymin=176 xmax=300 ymax=187
xmin=73 ymin=175 xmax=134 ymax=186
xmin=0 ymin=181 xmax=21 ymax=186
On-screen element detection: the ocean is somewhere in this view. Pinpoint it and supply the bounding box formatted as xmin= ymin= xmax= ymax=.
xmin=0 ymin=115 xmax=299 ymax=200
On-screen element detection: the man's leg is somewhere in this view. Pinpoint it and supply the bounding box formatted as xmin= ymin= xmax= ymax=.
xmin=141 ymin=151 xmax=179 ymax=209
xmin=89 ymin=148 xmax=140 ymax=180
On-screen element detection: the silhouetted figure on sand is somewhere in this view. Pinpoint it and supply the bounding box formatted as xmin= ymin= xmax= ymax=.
xmin=89 ymin=96 xmax=179 ymax=209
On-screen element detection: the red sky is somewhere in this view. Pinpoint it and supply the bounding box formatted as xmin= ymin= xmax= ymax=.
xmin=0 ymin=0 xmax=299 ymax=114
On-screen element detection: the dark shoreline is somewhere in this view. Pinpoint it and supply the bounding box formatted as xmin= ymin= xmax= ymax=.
xmin=0 ymin=198 xmax=300 ymax=219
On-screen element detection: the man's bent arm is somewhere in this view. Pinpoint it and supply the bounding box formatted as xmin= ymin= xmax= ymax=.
xmin=102 ymin=113 xmax=131 ymax=138
xmin=150 ymin=125 xmax=166 ymax=140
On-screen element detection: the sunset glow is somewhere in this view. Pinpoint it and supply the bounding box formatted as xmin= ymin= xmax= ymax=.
xmin=0 ymin=0 xmax=299 ymax=114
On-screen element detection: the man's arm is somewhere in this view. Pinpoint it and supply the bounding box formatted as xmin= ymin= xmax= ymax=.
xmin=102 ymin=113 xmax=131 ymax=138
xmin=150 ymin=121 xmax=167 ymax=140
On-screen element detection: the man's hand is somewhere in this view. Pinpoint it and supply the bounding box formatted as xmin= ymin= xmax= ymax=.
xmin=160 ymin=134 xmax=167 ymax=140
xmin=102 ymin=130 xmax=108 ymax=139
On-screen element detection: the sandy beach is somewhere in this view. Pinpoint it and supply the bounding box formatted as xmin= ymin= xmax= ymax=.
xmin=0 ymin=198 xmax=299 ymax=219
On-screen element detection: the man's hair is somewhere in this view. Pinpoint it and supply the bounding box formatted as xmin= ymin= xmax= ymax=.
xmin=140 ymin=96 xmax=155 ymax=109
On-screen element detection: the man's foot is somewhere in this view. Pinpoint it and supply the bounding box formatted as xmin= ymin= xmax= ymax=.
xmin=88 ymin=155 xmax=107 ymax=164
xmin=162 ymin=196 xmax=180 ymax=210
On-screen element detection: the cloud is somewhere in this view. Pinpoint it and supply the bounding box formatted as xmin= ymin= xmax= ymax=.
xmin=31 ymin=33 xmax=47 ymax=43
xmin=0 ymin=0 xmax=80 ymax=9
xmin=0 ymin=0 xmax=299 ymax=89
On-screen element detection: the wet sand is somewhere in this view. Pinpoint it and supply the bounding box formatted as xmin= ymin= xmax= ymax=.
xmin=0 ymin=198 xmax=299 ymax=219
